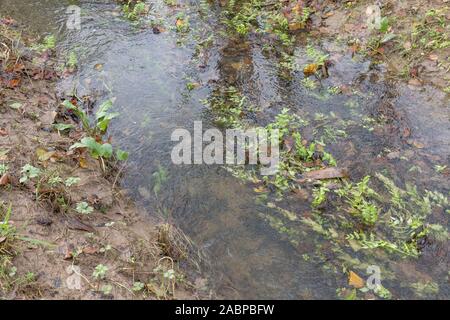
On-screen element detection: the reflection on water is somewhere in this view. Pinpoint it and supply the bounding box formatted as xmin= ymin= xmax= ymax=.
xmin=1 ymin=0 xmax=448 ymax=299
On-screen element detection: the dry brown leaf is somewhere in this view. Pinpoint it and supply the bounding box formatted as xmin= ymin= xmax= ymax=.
xmin=83 ymin=246 xmax=98 ymax=254
xmin=0 ymin=174 xmax=10 ymax=186
xmin=289 ymin=22 xmax=305 ymax=31
xmin=299 ymin=167 xmax=348 ymax=182
xmin=408 ymin=78 xmax=422 ymax=87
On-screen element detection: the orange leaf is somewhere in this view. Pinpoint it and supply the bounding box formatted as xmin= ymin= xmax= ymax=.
xmin=303 ymin=63 xmax=318 ymax=76
xmin=8 ymin=78 xmax=20 ymax=88
xmin=348 ymin=271 xmax=365 ymax=288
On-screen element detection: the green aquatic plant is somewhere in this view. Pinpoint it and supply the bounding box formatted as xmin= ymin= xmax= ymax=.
xmin=336 ymin=176 xmax=379 ymax=225
xmin=152 ymin=165 xmax=168 ymax=196
xmin=312 ymin=184 xmax=329 ymax=208
xmin=67 ymin=51 xmax=78 ymax=69
xmin=123 ymin=1 xmax=147 ymax=20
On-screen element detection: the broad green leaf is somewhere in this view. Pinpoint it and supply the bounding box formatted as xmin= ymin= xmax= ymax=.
xmin=95 ymin=100 xmax=114 ymax=120
xmin=99 ymin=143 xmax=113 ymax=159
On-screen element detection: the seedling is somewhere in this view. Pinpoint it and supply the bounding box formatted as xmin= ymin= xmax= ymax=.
xmin=93 ymin=264 xmax=108 ymax=280
xmin=75 ymin=202 xmax=94 ymax=215
xmin=20 ymin=164 xmax=41 ymax=183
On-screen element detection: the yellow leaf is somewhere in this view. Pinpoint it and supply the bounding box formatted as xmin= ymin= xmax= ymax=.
xmin=348 ymin=271 xmax=365 ymax=289
xmin=79 ymin=157 xmax=88 ymax=169
xmin=288 ymin=22 xmax=305 ymax=31
xmin=303 ymin=63 xmax=318 ymax=76
xmin=36 ymin=148 xmax=55 ymax=162
xmin=254 ymin=186 xmax=268 ymax=193
xmin=176 ymin=19 xmax=184 ymax=28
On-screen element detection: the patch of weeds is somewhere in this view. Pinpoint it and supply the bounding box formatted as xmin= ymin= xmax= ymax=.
xmin=306 ymin=45 xmax=329 ymax=67
xmin=411 ymin=9 xmax=450 ymax=51
xmin=122 ymin=1 xmax=147 ymax=21
xmin=175 ymin=13 xmax=190 ymax=33
xmin=336 ymin=176 xmax=379 ymax=225
xmin=204 ymin=87 xmax=257 ymax=128
xmin=327 ymin=86 xmax=342 ymax=95
xmin=410 ymin=280 xmax=439 ymax=297
xmin=147 ymin=260 xmax=184 ymax=299
xmin=32 ymin=35 xmax=56 ymax=52
xmin=312 ymin=184 xmax=329 ymax=208
xmin=66 ymin=51 xmax=78 ymax=69
xmin=301 ymin=77 xmax=317 ymax=90
xmin=63 ymin=100 xmax=129 ymax=167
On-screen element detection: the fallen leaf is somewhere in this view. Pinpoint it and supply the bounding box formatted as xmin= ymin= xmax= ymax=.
xmin=0 ymin=174 xmax=10 ymax=186
xmin=94 ymin=63 xmax=103 ymax=71
xmin=299 ymin=167 xmax=348 ymax=182
xmin=289 ymin=22 xmax=305 ymax=31
xmin=83 ymin=246 xmax=98 ymax=254
xmin=349 ymin=271 xmax=365 ymax=288
xmin=407 ymin=139 xmax=425 ymax=149
xmin=66 ymin=217 xmax=95 ymax=233
xmin=36 ymin=148 xmax=56 ymax=162
xmin=79 ymin=157 xmax=88 ymax=169
xmin=41 ymin=110 xmax=57 ymax=126
xmin=408 ymin=78 xmax=422 ymax=87
xmin=303 ymin=63 xmax=319 ymax=76
xmin=428 ymin=54 xmax=438 ymax=61
xmin=8 ymin=78 xmax=20 ymax=88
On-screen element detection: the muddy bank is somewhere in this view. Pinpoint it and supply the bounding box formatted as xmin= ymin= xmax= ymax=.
xmin=0 ymin=19 xmax=202 ymax=300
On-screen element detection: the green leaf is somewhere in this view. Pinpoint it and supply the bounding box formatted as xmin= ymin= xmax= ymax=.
xmin=115 ymin=149 xmax=129 ymax=161
xmin=63 ymin=100 xmax=90 ymax=131
xmin=379 ymin=17 xmax=389 ymax=33
xmin=53 ymin=123 xmax=75 ymax=131
xmin=95 ymin=100 xmax=114 ymax=120
xmin=99 ymin=143 xmax=113 ymax=159
xmin=96 ymin=112 xmax=119 ymax=132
